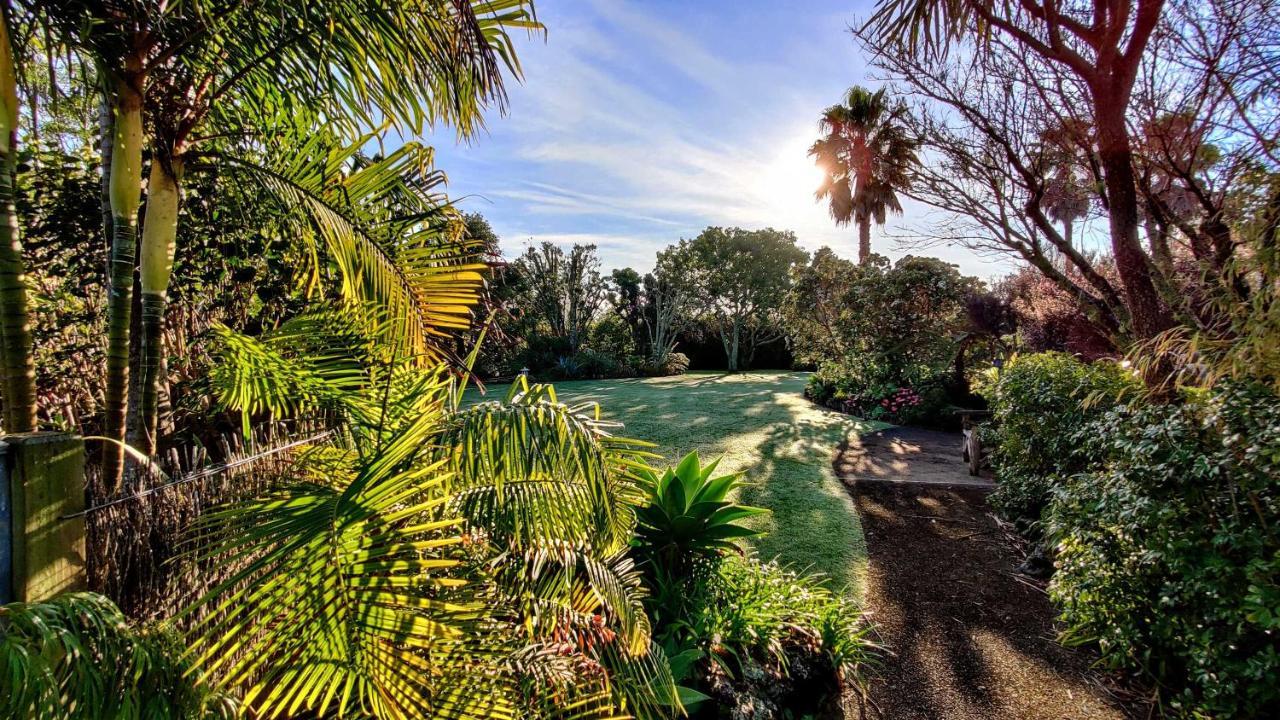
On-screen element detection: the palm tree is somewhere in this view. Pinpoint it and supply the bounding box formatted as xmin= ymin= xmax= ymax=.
xmin=809 ymin=86 xmax=916 ymax=264
xmin=0 ymin=2 xmax=35 ymax=431
xmin=192 ymin=318 xmax=680 ymax=719
xmin=1 ymin=592 xmax=236 ymax=718
xmin=35 ymin=0 xmax=538 ymax=487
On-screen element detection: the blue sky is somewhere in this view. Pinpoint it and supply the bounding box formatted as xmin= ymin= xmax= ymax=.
xmin=425 ymin=0 xmax=1010 ymax=278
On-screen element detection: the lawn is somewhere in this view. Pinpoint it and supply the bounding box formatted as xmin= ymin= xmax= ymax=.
xmin=471 ymin=371 xmax=881 ymax=594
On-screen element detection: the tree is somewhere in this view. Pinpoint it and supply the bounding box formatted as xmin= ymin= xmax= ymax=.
xmin=672 ymin=227 xmax=808 ymax=371
xmin=36 ymin=0 xmax=537 ymax=486
xmin=809 ymin=85 xmax=916 ymax=264
xmin=0 ymin=3 xmax=35 ymax=431
xmin=861 ymin=0 xmax=1224 ymax=370
xmin=515 ymin=242 xmax=606 ymax=353
xmin=782 ymin=247 xmax=858 ymax=365
xmin=787 ymin=252 xmax=978 ymax=393
xmin=857 ymin=0 xmax=1278 ymax=390
xmin=608 ymin=266 xmax=645 ymax=354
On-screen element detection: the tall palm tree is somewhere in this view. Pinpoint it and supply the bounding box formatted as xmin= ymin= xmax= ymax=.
xmin=35 ymin=0 xmax=538 ymax=487
xmin=809 ymin=85 xmax=916 ymax=264
xmin=0 ymin=1 xmax=35 ymax=431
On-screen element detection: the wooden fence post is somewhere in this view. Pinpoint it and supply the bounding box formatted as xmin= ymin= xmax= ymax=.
xmin=0 ymin=432 xmax=86 ymax=603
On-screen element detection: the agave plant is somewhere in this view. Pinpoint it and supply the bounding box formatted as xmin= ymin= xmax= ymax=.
xmin=633 ymin=452 xmax=768 ymax=577
xmin=194 ymin=326 xmax=682 ymax=718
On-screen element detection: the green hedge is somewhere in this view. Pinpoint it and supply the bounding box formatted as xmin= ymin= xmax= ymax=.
xmin=981 ymin=353 xmax=1280 ymax=716
xmin=983 ymin=352 xmax=1137 ymax=525
xmin=1046 ymin=382 xmax=1280 ymax=718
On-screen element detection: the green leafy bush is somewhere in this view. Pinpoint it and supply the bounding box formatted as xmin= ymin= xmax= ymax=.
xmin=656 ymin=554 xmax=876 ymax=716
xmin=1046 ymin=382 xmax=1280 ymax=718
xmin=663 ymin=352 xmax=691 ymax=375
xmin=804 ymin=367 xmax=957 ymax=428
xmin=634 ymin=452 xmax=767 ymax=575
xmin=0 ymin=593 xmax=235 ymax=719
xmin=983 ymin=352 xmax=1137 ymax=525
xmin=632 ymin=454 xmax=875 ymax=715
xmin=641 ymin=351 xmax=690 ymax=377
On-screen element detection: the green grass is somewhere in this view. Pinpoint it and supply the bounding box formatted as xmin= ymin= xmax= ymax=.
xmin=470 ymin=371 xmax=882 ymax=595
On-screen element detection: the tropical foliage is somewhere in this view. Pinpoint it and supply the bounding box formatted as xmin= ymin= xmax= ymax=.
xmin=197 ymin=326 xmax=684 ymax=717
xmin=0 ymin=593 xmax=236 ymax=719
xmin=633 ymin=451 xmax=767 ymax=577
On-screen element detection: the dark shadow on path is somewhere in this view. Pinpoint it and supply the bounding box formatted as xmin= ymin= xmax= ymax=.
xmin=835 ymin=432 xmax=1140 ymax=720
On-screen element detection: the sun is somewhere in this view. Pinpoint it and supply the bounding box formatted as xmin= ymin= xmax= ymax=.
xmin=750 ymin=130 xmax=827 ymax=224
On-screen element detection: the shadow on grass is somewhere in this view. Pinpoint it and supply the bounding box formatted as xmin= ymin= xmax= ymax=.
xmin=515 ymin=371 xmax=879 ymax=592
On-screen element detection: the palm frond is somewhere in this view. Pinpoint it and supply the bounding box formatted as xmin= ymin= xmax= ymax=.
xmin=435 ymin=379 xmax=654 ymax=555
xmin=221 ymin=133 xmax=489 ymax=367
xmin=183 ymin=410 xmax=513 ymax=719
xmin=0 ymin=593 xmax=236 ymax=720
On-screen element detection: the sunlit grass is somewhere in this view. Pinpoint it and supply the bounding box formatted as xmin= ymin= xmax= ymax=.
xmin=469 ymin=371 xmax=884 ymax=596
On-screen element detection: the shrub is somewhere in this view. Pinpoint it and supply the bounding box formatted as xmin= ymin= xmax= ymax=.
xmin=1046 ymin=382 xmax=1280 ymax=718
xmin=804 ymin=368 xmax=959 ymax=428
xmin=984 ymin=352 xmax=1137 ymax=525
xmin=641 ymin=351 xmax=690 ymax=377
xmin=655 ymin=554 xmax=875 ymax=717
xmin=664 ymin=352 xmax=690 ymax=375
xmin=633 ymin=455 xmax=875 ymax=715
xmin=576 ymin=347 xmax=636 ymax=379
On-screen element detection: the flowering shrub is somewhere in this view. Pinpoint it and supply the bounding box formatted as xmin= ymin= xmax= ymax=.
xmin=805 ymin=372 xmax=953 ymax=427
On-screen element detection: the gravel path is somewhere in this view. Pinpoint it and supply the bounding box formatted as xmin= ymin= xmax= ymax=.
xmin=835 ymin=428 xmax=1139 ymax=720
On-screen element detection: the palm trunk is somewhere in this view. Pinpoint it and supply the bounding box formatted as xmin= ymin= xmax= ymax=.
xmin=0 ymin=6 xmax=35 ymax=432
xmin=133 ymin=156 xmax=181 ymax=457
xmin=101 ymin=78 xmax=144 ymax=490
xmin=857 ymin=218 xmax=871 ymax=265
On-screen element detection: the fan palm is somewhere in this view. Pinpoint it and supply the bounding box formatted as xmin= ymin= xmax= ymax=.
xmin=194 ymin=323 xmax=681 ymax=718
xmin=809 ymin=86 xmax=916 ymax=264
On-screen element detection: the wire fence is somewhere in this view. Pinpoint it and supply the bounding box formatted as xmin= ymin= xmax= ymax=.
xmin=62 ymin=430 xmax=334 ymax=520
xmin=81 ymin=421 xmax=335 ymax=620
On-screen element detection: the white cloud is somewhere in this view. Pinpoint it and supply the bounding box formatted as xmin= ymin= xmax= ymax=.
xmin=434 ymin=0 xmax=1017 ymax=281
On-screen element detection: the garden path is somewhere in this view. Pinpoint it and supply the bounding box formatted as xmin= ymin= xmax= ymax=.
xmin=835 ymin=430 xmax=1138 ymax=720
xmin=834 ymin=426 xmax=995 ymax=489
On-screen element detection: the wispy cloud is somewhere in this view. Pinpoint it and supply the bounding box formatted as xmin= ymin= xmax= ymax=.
xmin=429 ymin=0 xmax=1012 ymax=280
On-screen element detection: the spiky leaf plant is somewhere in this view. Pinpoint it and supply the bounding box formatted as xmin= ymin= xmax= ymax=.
xmin=634 ymin=451 xmax=768 ymax=576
